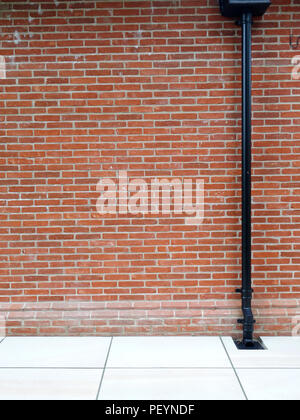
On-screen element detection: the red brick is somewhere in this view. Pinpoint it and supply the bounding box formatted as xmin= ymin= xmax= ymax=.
xmin=0 ymin=0 xmax=298 ymax=336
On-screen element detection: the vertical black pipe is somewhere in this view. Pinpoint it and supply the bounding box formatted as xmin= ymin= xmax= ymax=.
xmin=217 ymin=2 xmax=270 ymax=350
xmin=240 ymin=12 xmax=256 ymax=347
xmin=235 ymin=12 xmax=264 ymax=350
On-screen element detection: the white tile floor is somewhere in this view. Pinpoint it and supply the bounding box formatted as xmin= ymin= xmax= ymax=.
xmin=107 ymin=337 xmax=231 ymax=368
xmin=0 ymin=337 xmax=111 ymax=368
xmin=0 ymin=336 xmax=299 ymax=400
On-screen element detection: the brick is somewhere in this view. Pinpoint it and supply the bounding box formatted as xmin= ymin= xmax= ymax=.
xmin=0 ymin=0 xmax=298 ymax=337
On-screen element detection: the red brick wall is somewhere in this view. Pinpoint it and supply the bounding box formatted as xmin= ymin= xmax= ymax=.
xmin=0 ymin=0 xmax=299 ymax=336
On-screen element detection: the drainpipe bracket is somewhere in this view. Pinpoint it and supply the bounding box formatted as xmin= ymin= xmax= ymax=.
xmin=235 ymin=17 xmax=254 ymax=27
xmin=235 ymin=288 xmax=254 ymax=295
xmin=237 ymin=318 xmax=256 ymax=324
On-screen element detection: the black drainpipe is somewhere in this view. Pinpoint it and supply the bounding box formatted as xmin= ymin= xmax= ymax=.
xmin=218 ymin=1 xmax=271 ymax=349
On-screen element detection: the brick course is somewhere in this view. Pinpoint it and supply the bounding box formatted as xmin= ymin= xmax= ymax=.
xmin=0 ymin=0 xmax=299 ymax=336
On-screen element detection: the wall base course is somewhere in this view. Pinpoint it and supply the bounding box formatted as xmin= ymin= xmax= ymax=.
xmin=0 ymin=299 xmax=299 ymax=336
